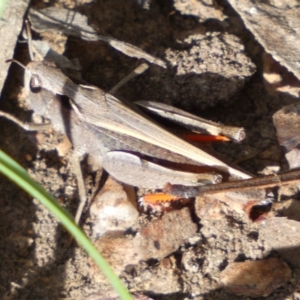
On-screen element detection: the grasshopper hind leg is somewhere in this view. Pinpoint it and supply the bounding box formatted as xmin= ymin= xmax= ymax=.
xmin=72 ymin=153 xmax=88 ymax=224
xmin=109 ymin=63 xmax=149 ymax=95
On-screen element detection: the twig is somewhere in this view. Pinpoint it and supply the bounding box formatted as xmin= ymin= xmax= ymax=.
xmin=163 ymin=169 xmax=300 ymax=197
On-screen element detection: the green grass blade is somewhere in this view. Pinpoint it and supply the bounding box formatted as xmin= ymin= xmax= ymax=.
xmin=0 ymin=149 xmax=132 ymax=300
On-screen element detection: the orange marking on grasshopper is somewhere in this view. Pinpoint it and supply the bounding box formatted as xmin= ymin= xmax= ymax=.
xmin=141 ymin=192 xmax=182 ymax=204
xmin=182 ymin=134 xmax=231 ymax=142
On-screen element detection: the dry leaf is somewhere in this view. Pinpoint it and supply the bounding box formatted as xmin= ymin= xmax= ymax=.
xmin=227 ymin=0 xmax=300 ymax=80
xmin=263 ymin=53 xmax=300 ymax=97
xmin=0 ymin=0 xmax=30 ymax=97
xmin=29 ymin=7 xmax=166 ymax=68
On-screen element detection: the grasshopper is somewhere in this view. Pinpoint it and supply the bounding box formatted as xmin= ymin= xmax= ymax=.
xmin=2 ymin=22 xmax=251 ymax=222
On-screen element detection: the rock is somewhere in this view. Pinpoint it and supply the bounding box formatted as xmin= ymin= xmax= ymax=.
xmin=260 ymin=217 xmax=300 ymax=267
xmin=273 ymin=103 xmax=300 ymax=169
xmin=91 ymin=208 xmax=197 ymax=279
xmin=174 ymin=0 xmax=225 ymax=22
xmin=89 ymin=177 xmax=139 ymax=238
xmin=195 ymin=188 xmax=269 ymax=221
xmin=164 ymin=32 xmax=255 ymax=109
xmin=90 ymin=232 xmax=140 ymax=282
xmin=133 ymin=257 xmax=181 ymax=294
xmin=181 ymin=250 xmax=200 ymax=273
xmin=219 ymin=258 xmax=291 ymax=296
xmin=136 ymin=207 xmax=197 ymax=260
xmin=55 ymin=136 xmax=72 ymax=157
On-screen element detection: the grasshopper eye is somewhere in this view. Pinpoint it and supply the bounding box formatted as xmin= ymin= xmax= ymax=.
xmin=30 ymin=74 xmax=42 ymax=92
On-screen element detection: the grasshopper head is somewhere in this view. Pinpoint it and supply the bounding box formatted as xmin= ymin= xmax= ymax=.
xmin=5 ymin=59 xmax=72 ymax=118
xmin=6 ymin=58 xmax=72 ymax=95
xmin=25 ymin=60 xmax=73 ymax=95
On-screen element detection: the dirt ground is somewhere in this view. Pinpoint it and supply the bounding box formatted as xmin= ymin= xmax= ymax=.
xmin=1 ymin=0 xmax=300 ymax=299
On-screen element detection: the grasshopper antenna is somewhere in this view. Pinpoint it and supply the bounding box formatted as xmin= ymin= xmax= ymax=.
xmin=5 ymin=59 xmax=27 ymax=70
xmin=25 ymin=20 xmax=35 ymax=61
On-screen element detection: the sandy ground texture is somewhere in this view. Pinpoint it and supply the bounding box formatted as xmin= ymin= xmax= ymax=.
xmin=1 ymin=0 xmax=300 ymax=299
